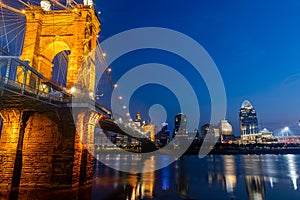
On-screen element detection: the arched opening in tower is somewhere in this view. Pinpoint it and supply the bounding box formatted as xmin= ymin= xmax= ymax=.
xmin=52 ymin=50 xmax=70 ymax=87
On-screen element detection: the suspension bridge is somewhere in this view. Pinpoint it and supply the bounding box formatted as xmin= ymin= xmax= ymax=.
xmin=0 ymin=0 xmax=155 ymax=196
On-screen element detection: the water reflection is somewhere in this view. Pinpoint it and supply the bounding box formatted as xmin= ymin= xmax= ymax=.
xmin=244 ymin=176 xmax=265 ymax=200
xmin=93 ymin=154 xmax=156 ymax=199
xmin=3 ymin=154 xmax=300 ymax=199
xmin=223 ymin=155 xmax=237 ymax=193
xmin=66 ymin=154 xmax=299 ymax=199
xmin=174 ymin=159 xmax=190 ymax=199
xmin=285 ymin=154 xmax=298 ymax=190
xmin=242 ymin=155 xmax=265 ymax=200
xmin=207 ymin=155 xmax=237 ymax=195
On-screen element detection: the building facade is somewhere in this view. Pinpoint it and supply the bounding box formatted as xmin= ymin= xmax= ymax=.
xmin=201 ymin=124 xmax=220 ymax=140
xmin=173 ymin=113 xmax=188 ymax=138
xmin=239 ymin=100 xmax=259 ymax=135
xmin=219 ymin=120 xmax=233 ymax=135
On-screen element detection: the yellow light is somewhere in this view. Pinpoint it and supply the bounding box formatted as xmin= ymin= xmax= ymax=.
xmin=74 ymin=8 xmax=78 ymax=12
xmin=102 ymin=52 xmax=106 ymax=57
xmin=126 ymin=113 xmax=130 ymax=116
xmin=107 ymin=68 xmax=112 ymax=72
xmin=22 ymin=10 xmax=26 ymax=14
xmin=113 ymin=84 xmax=117 ymax=88
xmin=70 ymin=87 xmax=76 ymax=93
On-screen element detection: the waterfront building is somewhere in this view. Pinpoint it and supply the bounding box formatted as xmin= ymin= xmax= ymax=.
xmin=134 ymin=113 xmax=142 ymax=127
xmin=192 ymin=129 xmax=200 ymax=143
xmin=94 ymin=128 xmax=117 ymax=150
xmin=134 ymin=113 xmax=155 ymax=141
xmin=155 ymin=122 xmax=170 ymax=146
xmin=219 ymin=120 xmax=233 ymax=135
xmin=142 ymin=123 xmax=155 ymax=142
xmin=218 ymin=120 xmax=235 ymax=143
xmin=276 ymin=136 xmax=300 ymax=144
xmin=173 ymin=113 xmax=188 ymax=138
xmin=201 ymin=124 xmax=220 ymax=140
xmin=238 ymin=128 xmax=277 ymax=145
xmin=239 ymin=100 xmax=259 ymax=135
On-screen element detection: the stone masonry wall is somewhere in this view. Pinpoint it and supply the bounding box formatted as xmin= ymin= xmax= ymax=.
xmin=0 ymin=110 xmax=22 ymax=192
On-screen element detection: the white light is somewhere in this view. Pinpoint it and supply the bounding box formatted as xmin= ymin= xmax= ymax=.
xmin=41 ymin=0 xmax=51 ymax=11
xmin=113 ymin=84 xmax=117 ymax=88
xmin=107 ymin=68 xmax=112 ymax=72
xmin=70 ymin=87 xmax=76 ymax=93
xmin=122 ymin=106 xmax=126 ymax=109
xmin=42 ymin=84 xmax=47 ymax=89
xmin=284 ymin=127 xmax=289 ymax=131
xmin=84 ymin=0 xmax=94 ymax=6
xmin=102 ymin=52 xmax=106 ymax=57
xmin=89 ymin=92 xmax=94 ymax=98
xmin=118 ymin=96 xmax=123 ymax=100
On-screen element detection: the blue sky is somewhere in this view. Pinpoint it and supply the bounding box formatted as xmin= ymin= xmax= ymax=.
xmin=95 ymin=0 xmax=300 ymax=135
xmin=2 ymin=0 xmax=300 ymax=135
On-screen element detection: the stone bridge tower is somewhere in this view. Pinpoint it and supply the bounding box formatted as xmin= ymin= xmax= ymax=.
xmin=0 ymin=2 xmax=103 ymax=197
xmin=20 ymin=3 xmax=100 ymax=92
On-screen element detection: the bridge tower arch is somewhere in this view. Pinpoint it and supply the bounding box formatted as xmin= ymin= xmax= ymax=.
xmin=20 ymin=4 xmax=100 ymax=92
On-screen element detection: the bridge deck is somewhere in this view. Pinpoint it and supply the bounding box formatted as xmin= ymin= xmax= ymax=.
xmin=0 ymin=54 xmax=155 ymax=150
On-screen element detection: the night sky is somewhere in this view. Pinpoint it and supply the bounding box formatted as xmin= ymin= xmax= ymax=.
xmin=95 ymin=0 xmax=300 ymax=135
xmin=3 ymin=0 xmax=300 ymax=135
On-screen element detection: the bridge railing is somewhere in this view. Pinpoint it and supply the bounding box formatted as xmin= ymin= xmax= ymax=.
xmin=0 ymin=56 xmax=71 ymax=104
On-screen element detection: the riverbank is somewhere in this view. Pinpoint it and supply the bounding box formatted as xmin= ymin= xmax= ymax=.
xmin=185 ymin=143 xmax=300 ymax=155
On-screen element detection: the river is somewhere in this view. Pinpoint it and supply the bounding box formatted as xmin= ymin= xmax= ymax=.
xmin=90 ymin=154 xmax=300 ymax=200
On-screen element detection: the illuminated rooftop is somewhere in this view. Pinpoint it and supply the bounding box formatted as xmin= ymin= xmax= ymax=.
xmin=241 ymin=100 xmax=253 ymax=109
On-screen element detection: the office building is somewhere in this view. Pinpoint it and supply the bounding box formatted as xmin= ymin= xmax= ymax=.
xmin=239 ymin=100 xmax=259 ymax=135
xmin=174 ymin=113 xmax=188 ymax=138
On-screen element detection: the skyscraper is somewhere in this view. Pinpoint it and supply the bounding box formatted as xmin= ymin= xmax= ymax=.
xmin=239 ymin=100 xmax=259 ymax=135
xmin=156 ymin=122 xmax=170 ymax=146
xmin=173 ymin=113 xmax=188 ymax=138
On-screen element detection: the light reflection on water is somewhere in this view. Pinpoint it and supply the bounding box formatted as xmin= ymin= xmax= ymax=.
xmin=92 ymin=154 xmax=300 ymax=200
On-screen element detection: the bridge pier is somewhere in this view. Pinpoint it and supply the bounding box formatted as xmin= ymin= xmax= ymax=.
xmin=0 ymin=109 xmax=23 ymax=192
xmin=0 ymin=108 xmax=100 ymax=197
xmin=77 ymin=111 xmax=99 ymax=186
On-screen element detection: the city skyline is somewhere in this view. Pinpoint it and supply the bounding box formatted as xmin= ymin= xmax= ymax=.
xmin=96 ymin=0 xmax=300 ymax=135
xmin=1 ymin=2 xmax=300 ymax=199
xmin=2 ymin=0 xmax=300 ymax=135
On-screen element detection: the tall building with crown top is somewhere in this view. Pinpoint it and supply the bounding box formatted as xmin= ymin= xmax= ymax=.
xmin=239 ymin=100 xmax=259 ymax=135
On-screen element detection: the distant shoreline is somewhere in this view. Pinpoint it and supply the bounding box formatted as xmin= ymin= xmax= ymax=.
xmin=94 ymin=143 xmax=300 ymax=156
xmin=185 ymin=143 xmax=300 ymax=155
